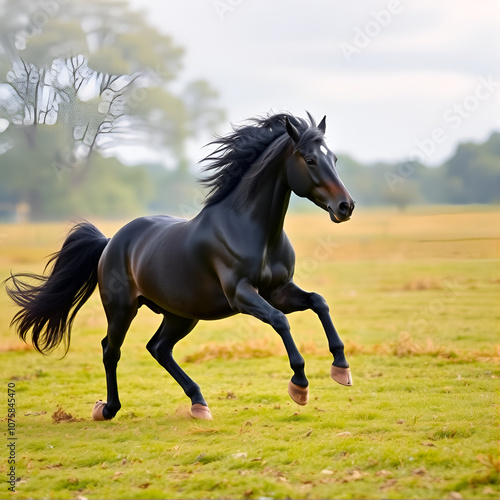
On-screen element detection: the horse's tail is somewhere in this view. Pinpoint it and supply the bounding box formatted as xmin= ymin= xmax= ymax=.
xmin=4 ymin=221 xmax=109 ymax=355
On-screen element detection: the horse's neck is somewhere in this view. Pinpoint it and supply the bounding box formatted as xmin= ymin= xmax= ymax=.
xmin=231 ymin=156 xmax=291 ymax=246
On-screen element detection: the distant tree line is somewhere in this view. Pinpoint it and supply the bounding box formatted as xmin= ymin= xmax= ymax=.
xmin=0 ymin=123 xmax=498 ymax=220
xmin=335 ymin=131 xmax=500 ymax=211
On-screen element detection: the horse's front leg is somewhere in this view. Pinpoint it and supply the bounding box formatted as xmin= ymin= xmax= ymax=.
xmin=227 ymin=279 xmax=309 ymax=405
xmin=270 ymin=281 xmax=352 ymax=387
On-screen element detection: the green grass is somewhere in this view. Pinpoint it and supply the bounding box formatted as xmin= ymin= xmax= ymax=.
xmin=1 ymin=206 xmax=499 ymax=499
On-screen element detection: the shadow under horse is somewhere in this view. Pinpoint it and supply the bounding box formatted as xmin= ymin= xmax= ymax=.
xmin=5 ymin=112 xmax=355 ymax=421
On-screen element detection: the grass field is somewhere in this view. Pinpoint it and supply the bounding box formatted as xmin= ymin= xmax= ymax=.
xmin=1 ymin=206 xmax=499 ymax=499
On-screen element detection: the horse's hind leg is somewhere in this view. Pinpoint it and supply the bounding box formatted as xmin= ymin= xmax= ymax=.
xmin=146 ymin=313 xmax=211 ymax=420
xmin=92 ymin=299 xmax=137 ymax=421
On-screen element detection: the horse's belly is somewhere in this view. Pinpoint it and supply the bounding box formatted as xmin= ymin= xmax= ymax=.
xmin=155 ymin=283 xmax=235 ymax=321
xmin=136 ymin=258 xmax=234 ymax=320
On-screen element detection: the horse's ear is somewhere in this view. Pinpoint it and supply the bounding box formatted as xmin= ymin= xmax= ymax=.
xmin=318 ymin=115 xmax=326 ymax=134
xmin=285 ymin=116 xmax=301 ymax=144
xmin=306 ymin=110 xmax=316 ymax=127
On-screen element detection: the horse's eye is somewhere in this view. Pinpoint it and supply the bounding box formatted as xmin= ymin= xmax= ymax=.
xmin=305 ymin=158 xmax=316 ymax=166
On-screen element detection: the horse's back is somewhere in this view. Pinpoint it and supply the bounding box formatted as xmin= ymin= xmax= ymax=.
xmin=99 ymin=215 xmax=185 ymax=264
xmin=112 ymin=215 xmax=185 ymax=242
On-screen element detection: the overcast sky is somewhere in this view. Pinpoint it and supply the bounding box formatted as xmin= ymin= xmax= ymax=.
xmin=127 ymin=0 xmax=499 ymax=167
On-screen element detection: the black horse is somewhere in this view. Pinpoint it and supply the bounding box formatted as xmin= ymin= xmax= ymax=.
xmin=5 ymin=112 xmax=355 ymax=421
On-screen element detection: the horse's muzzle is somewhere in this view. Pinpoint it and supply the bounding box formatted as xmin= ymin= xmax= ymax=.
xmin=328 ymin=201 xmax=355 ymax=223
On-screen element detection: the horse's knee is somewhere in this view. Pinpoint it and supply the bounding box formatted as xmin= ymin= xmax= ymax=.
xmin=271 ymin=310 xmax=290 ymax=333
xmin=310 ymin=293 xmax=329 ymax=314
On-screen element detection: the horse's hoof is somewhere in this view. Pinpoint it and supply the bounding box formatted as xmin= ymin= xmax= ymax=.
xmin=92 ymin=400 xmax=107 ymax=421
xmin=331 ymin=366 xmax=353 ymax=386
xmin=190 ymin=404 xmax=213 ymax=420
xmin=288 ymin=380 xmax=309 ymax=406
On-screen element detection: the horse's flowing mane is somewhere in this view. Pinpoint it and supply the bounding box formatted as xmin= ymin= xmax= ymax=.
xmin=200 ymin=112 xmax=323 ymax=205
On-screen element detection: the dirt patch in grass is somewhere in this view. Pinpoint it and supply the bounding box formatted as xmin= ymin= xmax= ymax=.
xmin=401 ymin=277 xmax=444 ymax=291
xmin=52 ymin=406 xmax=84 ymax=423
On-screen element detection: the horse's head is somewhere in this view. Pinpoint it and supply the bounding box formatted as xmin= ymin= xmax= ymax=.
xmin=284 ymin=115 xmax=355 ymax=223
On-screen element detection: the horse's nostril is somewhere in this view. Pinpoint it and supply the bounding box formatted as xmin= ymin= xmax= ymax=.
xmin=338 ymin=201 xmax=350 ymax=216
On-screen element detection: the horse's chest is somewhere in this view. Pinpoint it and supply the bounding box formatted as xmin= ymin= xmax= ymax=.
xmin=258 ymin=263 xmax=273 ymax=289
xmin=234 ymin=236 xmax=294 ymax=292
xmin=257 ymin=258 xmax=289 ymax=292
